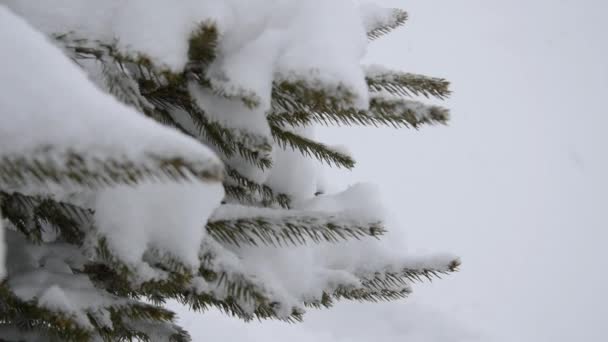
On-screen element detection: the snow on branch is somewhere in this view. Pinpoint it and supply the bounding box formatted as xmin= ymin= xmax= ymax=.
xmin=180 ymin=276 xmax=305 ymax=323
xmin=269 ymin=96 xmax=449 ymax=129
xmin=84 ymin=245 xmax=305 ymax=323
xmin=360 ymin=6 xmax=409 ymax=40
xmin=0 ymin=12 xmax=224 ymax=193
xmin=187 ymin=23 xmax=268 ymax=110
xmin=0 ymin=281 xmax=184 ymax=341
xmin=356 ymin=256 xmax=462 ymax=291
xmin=0 ymin=283 xmax=92 ymax=340
xmin=306 ymin=284 xmax=411 ymax=309
xmin=208 ymin=204 xmax=384 ymax=247
xmin=224 ymin=167 xmax=291 ymax=208
xmin=0 ymin=152 xmax=223 ymax=194
xmin=273 ymin=80 xmax=360 ymax=113
xmin=365 ymin=65 xmax=452 ymax=100
xmin=0 ymin=2 xmax=460 ymax=336
xmin=270 ymin=75 xmax=449 ymax=129
xmin=1 ymin=230 xmax=183 ymax=340
xmin=368 ymin=95 xmax=450 ymax=128
xmin=58 ymin=35 xmax=273 ymax=172
xmin=306 ymin=256 xmax=460 ymax=308
xmin=145 ymin=84 xmax=273 ymax=171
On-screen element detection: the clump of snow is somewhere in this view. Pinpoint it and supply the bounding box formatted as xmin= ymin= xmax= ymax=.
xmin=189 ymin=83 xmax=273 ymax=185
xmin=358 ymin=2 xmax=405 ymax=33
xmin=0 ymin=5 xmax=223 ymax=192
xmin=271 ymin=0 xmax=369 ymax=109
xmin=264 ymin=145 xmax=318 ymax=200
xmin=298 ymin=183 xmax=386 ymax=221
xmin=264 ymin=126 xmax=318 ymax=200
xmin=5 ymin=230 xmax=121 ymax=329
xmin=328 ymin=144 xmax=353 ymax=158
xmin=189 ymin=83 xmax=271 ymax=137
xmin=94 ymin=180 xmax=224 ymax=273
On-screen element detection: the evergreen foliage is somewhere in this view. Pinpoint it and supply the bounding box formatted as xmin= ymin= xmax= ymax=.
xmin=0 ymin=3 xmax=458 ymax=341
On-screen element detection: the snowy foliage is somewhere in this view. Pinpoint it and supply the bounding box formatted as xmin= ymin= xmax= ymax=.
xmin=0 ymin=1 xmax=457 ymax=341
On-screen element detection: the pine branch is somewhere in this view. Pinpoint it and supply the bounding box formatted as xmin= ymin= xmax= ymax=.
xmin=0 ymin=285 xmax=91 ymax=341
xmin=98 ymin=57 xmax=155 ymax=113
xmin=187 ymin=22 xmax=219 ymax=67
xmin=270 ymin=77 xmax=449 ymax=129
xmin=0 ymin=191 xmax=383 ymax=318
xmin=92 ymin=56 xmax=184 ymax=131
xmin=0 ymin=150 xmax=223 ymax=192
xmin=83 ymin=260 xmax=304 ymax=323
xmin=367 ymin=9 xmax=409 ymax=40
xmin=0 ymin=192 xmax=41 ymax=243
xmin=176 ymin=280 xmax=304 ymax=323
xmin=85 ymin=241 xmax=459 ymax=324
xmin=307 ymin=286 xmax=411 ymax=309
xmin=269 ymin=96 xmax=449 ymax=129
xmin=273 ymin=80 xmax=358 ymax=112
xmin=270 ymin=125 xmax=355 ymax=169
xmin=1 ymin=314 xmax=190 ymax=342
xmin=57 ymin=34 xmax=272 ymax=170
xmin=332 ymin=286 xmax=411 ymax=303
xmin=0 ymin=191 xmax=89 ymax=245
xmin=0 ymin=282 xmax=179 ymax=342
xmin=207 ymin=206 xmax=384 ymax=247
xmin=197 ymin=242 xmax=418 ymax=318
xmin=224 ymin=167 xmax=291 ymax=208
xmin=97 ymin=304 xmax=188 ymax=342
xmin=72 ymin=49 xmax=179 ymax=129
xmin=122 ymin=320 xmax=191 ymax=342
xmin=143 ymin=86 xmax=234 ymax=156
xmin=145 ymin=85 xmax=273 ymax=170
xmin=187 ymin=22 xmax=262 ymax=109
xmin=368 ymin=96 xmax=450 ymax=128
xmin=307 ymin=258 xmax=460 ymax=308
xmin=91 ymin=49 xmax=269 ymax=168
xmin=358 ymin=258 xmax=461 ymax=291
xmin=88 ymin=234 xmax=295 ymax=323
xmin=0 ymin=232 xmax=183 ymax=341
xmin=365 ymin=66 xmax=451 ymax=100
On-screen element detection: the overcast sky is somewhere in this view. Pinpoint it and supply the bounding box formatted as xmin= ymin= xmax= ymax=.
xmin=175 ymin=0 xmax=608 ymax=340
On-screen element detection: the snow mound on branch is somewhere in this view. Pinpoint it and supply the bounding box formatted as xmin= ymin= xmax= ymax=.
xmin=265 ymin=137 xmax=318 ymax=200
xmin=5 ymin=230 xmax=118 ymax=329
xmin=218 ymin=185 xmax=384 ymax=301
xmin=0 ymin=5 xmax=222 ymax=187
xmin=6 ymin=0 xmax=370 ymax=109
xmin=0 ymin=6 xmax=225 ymax=278
xmin=358 ymin=2 xmax=406 ymax=34
xmin=95 ymin=181 xmax=224 ymax=272
xmin=6 ymin=0 xmax=373 ymax=188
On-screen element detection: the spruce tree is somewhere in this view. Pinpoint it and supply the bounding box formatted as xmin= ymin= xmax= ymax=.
xmin=0 ymin=2 xmax=459 ymax=341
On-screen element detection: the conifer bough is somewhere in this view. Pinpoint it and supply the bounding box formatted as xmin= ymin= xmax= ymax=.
xmin=0 ymin=2 xmax=458 ymax=341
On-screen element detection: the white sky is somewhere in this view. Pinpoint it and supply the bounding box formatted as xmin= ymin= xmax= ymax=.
xmin=175 ymin=0 xmax=608 ymax=340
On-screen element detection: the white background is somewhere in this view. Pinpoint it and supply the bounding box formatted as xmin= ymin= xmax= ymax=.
xmin=175 ymin=0 xmax=608 ymax=340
